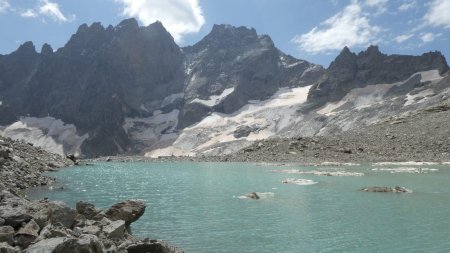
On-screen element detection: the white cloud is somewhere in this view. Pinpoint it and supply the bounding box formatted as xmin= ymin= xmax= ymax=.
xmin=0 ymin=0 xmax=10 ymax=13
xmin=292 ymin=2 xmax=381 ymax=54
xmin=394 ymin=34 xmax=414 ymax=43
xmin=424 ymin=0 xmax=450 ymax=28
xmin=21 ymin=9 xmax=38 ymax=18
xmin=18 ymin=0 xmax=74 ymax=22
xmin=365 ymin=0 xmax=388 ymax=14
xmin=398 ymin=0 xmax=417 ymax=11
xmin=420 ymin=32 xmax=442 ymax=43
xmin=38 ymin=0 xmax=70 ymax=22
xmin=116 ymin=0 xmax=205 ymax=42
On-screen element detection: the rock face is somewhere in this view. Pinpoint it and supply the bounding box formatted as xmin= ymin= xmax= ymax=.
xmin=179 ymin=24 xmax=324 ymax=128
xmin=0 ymin=20 xmax=322 ymax=157
xmin=1 ymin=20 xmax=449 ymax=158
xmin=307 ymin=45 xmax=449 ymax=107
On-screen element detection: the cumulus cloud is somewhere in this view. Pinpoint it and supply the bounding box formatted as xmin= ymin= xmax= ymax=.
xmin=420 ymin=32 xmax=442 ymax=43
xmin=19 ymin=0 xmax=74 ymax=22
xmin=292 ymin=2 xmax=381 ymax=54
xmin=0 ymin=0 xmax=10 ymax=13
xmin=424 ymin=0 xmax=450 ymax=28
xmin=398 ymin=0 xmax=417 ymax=11
xmin=116 ymin=0 xmax=205 ymax=42
xmin=394 ymin=34 xmax=414 ymax=43
xmin=38 ymin=0 xmax=71 ymax=22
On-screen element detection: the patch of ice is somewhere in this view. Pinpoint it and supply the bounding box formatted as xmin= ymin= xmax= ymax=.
xmin=281 ymin=178 xmax=318 ymax=185
xmin=373 ymin=162 xmax=439 ymax=166
xmin=273 ymin=170 xmax=364 ymax=177
xmin=190 ymin=87 xmax=235 ymax=107
xmin=371 ymin=167 xmax=438 ymax=174
xmin=420 ymin=69 xmax=442 ymax=82
xmin=0 ymin=116 xmax=88 ymax=156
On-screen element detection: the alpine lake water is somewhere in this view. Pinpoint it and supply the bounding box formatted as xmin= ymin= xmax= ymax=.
xmin=28 ymin=162 xmax=450 ymax=253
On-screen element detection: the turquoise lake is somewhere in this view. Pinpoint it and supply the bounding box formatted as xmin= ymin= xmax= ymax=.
xmin=28 ymin=162 xmax=450 ymax=253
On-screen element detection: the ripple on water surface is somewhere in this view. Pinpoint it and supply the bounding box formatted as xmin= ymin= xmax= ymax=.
xmin=29 ymin=162 xmax=450 ymax=253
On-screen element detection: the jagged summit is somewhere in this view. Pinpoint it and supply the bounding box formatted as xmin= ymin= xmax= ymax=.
xmin=1 ymin=20 xmax=449 ymax=157
xmin=308 ymin=45 xmax=449 ymax=105
xmin=41 ymin=43 xmax=53 ymax=56
xmin=14 ymin=41 xmax=37 ymax=55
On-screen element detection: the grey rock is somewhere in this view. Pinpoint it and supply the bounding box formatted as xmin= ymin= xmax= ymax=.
xmin=233 ymin=125 xmax=259 ymax=138
xmin=82 ymin=225 xmax=101 ymax=236
xmin=361 ymin=186 xmax=411 ymax=193
xmin=48 ymin=201 xmax=76 ymax=228
xmin=0 ymin=226 xmax=14 ymax=245
xmin=53 ymin=234 xmax=104 ymax=253
xmin=245 ymin=192 xmax=260 ymax=200
xmin=0 ymin=242 xmax=20 ymax=253
xmin=25 ymin=237 xmax=67 ymax=253
xmin=103 ymin=220 xmax=125 ymax=239
xmin=76 ymin=201 xmax=100 ymax=220
xmin=0 ymin=218 xmax=4 ymax=226
xmin=0 ymin=206 xmax=32 ymax=229
xmin=15 ymin=220 xmax=40 ymax=248
xmin=126 ymin=240 xmax=185 ymax=253
xmin=37 ymin=225 xmax=70 ymax=241
xmin=105 ymin=200 xmax=145 ymax=233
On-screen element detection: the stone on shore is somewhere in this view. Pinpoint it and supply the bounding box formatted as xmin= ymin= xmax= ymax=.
xmin=0 ymin=242 xmax=20 ymax=253
xmin=0 ymin=226 xmax=14 ymax=245
xmin=103 ymin=220 xmax=126 ymax=239
xmin=76 ymin=201 xmax=101 ymax=220
xmin=105 ymin=200 xmax=145 ymax=233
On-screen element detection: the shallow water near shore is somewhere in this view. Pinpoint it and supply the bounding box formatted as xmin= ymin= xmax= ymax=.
xmin=29 ymin=162 xmax=450 ymax=253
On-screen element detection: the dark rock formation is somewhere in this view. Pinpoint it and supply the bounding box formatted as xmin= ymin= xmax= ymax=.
xmin=179 ymin=24 xmax=324 ymax=128
xmin=307 ymin=45 xmax=449 ymax=107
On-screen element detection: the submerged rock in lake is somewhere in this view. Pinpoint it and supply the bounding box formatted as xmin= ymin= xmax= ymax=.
xmin=246 ymin=192 xmax=260 ymax=200
xmin=361 ymin=186 xmax=412 ymax=193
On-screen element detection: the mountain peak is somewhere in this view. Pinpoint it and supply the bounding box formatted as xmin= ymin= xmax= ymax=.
xmin=41 ymin=43 xmax=53 ymax=56
xmin=15 ymin=41 xmax=37 ymax=55
xmin=116 ymin=18 xmax=139 ymax=31
xmin=210 ymin=24 xmax=257 ymax=37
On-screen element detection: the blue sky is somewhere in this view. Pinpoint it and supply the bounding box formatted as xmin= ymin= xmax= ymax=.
xmin=0 ymin=0 xmax=449 ymax=67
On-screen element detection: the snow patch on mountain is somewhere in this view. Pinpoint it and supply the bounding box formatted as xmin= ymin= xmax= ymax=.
xmin=190 ymin=88 xmax=235 ymax=107
xmin=146 ymin=85 xmax=312 ymax=157
xmin=0 ymin=117 xmax=88 ymax=156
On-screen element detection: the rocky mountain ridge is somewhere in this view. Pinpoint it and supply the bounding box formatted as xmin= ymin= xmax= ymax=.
xmin=0 ymin=18 xmax=448 ymax=158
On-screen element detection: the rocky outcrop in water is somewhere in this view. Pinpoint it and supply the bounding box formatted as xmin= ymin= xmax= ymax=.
xmin=361 ymin=186 xmax=411 ymax=193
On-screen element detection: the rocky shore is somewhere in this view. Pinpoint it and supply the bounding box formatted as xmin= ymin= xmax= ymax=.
xmin=0 ymin=136 xmax=184 ymax=253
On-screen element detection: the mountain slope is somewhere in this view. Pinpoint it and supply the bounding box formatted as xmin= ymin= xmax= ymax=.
xmin=147 ymin=47 xmax=450 ymax=157
xmin=0 ymin=19 xmax=322 ymax=157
